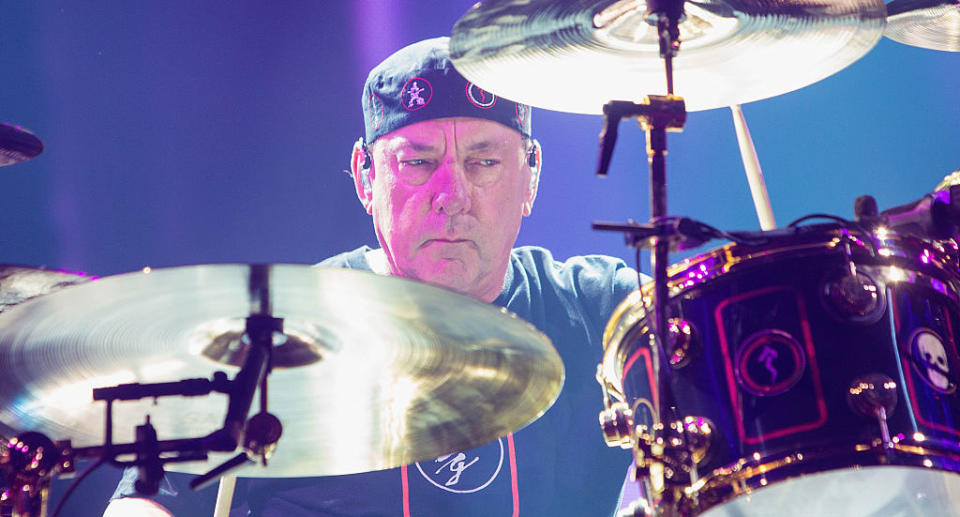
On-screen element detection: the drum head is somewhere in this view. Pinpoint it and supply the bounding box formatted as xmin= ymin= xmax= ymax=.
xmin=701 ymin=466 xmax=960 ymax=516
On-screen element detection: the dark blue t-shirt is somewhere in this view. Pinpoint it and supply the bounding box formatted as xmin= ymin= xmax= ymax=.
xmin=114 ymin=246 xmax=639 ymax=516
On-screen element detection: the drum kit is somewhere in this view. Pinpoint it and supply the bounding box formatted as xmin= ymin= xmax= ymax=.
xmin=1 ymin=1 xmax=958 ymax=516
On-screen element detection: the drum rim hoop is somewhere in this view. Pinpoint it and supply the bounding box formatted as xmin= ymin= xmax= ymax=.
xmin=684 ymin=440 xmax=960 ymax=514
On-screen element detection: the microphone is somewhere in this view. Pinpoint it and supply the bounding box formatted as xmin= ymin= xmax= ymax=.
xmin=879 ymin=185 xmax=960 ymax=239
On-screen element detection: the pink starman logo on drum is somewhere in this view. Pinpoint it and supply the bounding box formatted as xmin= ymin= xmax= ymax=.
xmin=758 ymin=346 xmax=779 ymax=383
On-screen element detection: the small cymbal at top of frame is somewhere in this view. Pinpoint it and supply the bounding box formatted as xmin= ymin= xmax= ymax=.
xmin=0 ymin=123 xmax=44 ymax=167
xmin=450 ymin=0 xmax=888 ymax=113
xmin=886 ymin=0 xmax=960 ymax=51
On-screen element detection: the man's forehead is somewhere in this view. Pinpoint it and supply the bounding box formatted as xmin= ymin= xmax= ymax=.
xmin=376 ymin=117 xmax=523 ymax=150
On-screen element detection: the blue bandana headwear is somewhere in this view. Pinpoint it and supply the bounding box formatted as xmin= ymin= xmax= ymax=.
xmin=361 ymin=37 xmax=532 ymax=144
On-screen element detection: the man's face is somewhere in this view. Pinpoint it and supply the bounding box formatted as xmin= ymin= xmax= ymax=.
xmin=360 ymin=117 xmax=536 ymax=302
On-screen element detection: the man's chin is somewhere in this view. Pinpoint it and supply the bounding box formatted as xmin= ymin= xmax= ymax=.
xmin=414 ymin=260 xmax=477 ymax=294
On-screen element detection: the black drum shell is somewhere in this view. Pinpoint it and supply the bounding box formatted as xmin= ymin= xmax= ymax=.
xmin=602 ymin=226 xmax=960 ymax=506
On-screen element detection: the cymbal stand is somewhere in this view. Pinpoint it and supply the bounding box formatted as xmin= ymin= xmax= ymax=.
xmin=594 ymin=0 xmax=693 ymax=514
xmin=190 ymin=310 xmax=285 ymax=491
xmin=594 ymin=1 xmax=687 ymax=424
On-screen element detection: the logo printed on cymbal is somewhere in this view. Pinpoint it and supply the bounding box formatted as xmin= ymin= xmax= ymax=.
xmin=466 ymin=83 xmax=496 ymax=108
xmin=401 ymin=77 xmax=432 ymax=111
xmin=416 ymin=438 xmax=503 ymax=493
xmin=368 ymin=94 xmax=385 ymax=130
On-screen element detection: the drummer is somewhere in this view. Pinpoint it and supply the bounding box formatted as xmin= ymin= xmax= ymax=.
xmin=105 ymin=37 xmax=640 ymax=517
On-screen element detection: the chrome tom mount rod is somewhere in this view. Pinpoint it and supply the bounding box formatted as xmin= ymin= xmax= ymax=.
xmin=591 ymin=0 xmax=721 ymax=514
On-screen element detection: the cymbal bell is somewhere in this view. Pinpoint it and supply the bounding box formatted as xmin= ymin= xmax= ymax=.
xmin=0 ymin=123 xmax=44 ymax=167
xmin=0 ymin=264 xmax=563 ymax=477
xmin=885 ymin=0 xmax=960 ymax=52
xmin=450 ymin=0 xmax=887 ymax=113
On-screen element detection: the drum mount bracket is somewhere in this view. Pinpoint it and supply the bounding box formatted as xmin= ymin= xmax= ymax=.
xmin=1 ymin=313 xmax=285 ymax=517
xmin=593 ymin=216 xmax=722 ymax=252
xmin=599 ymin=401 xmax=715 ymax=517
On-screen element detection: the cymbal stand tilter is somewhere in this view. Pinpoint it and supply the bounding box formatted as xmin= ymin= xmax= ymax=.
xmin=592 ymin=0 xmax=713 ymax=515
xmin=190 ymin=265 xmax=286 ymax=490
xmin=0 ymin=265 xmax=285 ymax=517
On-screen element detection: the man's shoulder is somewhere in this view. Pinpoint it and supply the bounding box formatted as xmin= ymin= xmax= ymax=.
xmin=509 ymin=246 xmax=633 ymax=277
xmin=508 ymin=245 xmax=639 ymax=295
xmin=316 ymin=246 xmax=373 ymax=270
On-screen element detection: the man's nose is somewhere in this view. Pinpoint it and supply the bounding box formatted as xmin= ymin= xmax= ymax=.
xmin=432 ymin=159 xmax=470 ymax=214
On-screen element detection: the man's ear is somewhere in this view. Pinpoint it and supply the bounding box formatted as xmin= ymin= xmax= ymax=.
xmin=351 ymin=138 xmax=374 ymax=214
xmin=523 ymin=139 xmax=541 ymax=217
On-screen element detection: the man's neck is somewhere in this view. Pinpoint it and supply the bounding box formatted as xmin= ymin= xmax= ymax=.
xmin=364 ymin=248 xmax=506 ymax=303
xmin=365 ymin=248 xmax=390 ymax=275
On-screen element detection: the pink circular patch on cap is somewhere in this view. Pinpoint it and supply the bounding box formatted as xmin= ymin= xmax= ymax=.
xmin=466 ymin=83 xmax=497 ymax=109
xmin=515 ymin=103 xmax=529 ymax=127
xmin=368 ymin=94 xmax=385 ymax=130
xmin=401 ymin=77 xmax=432 ymax=111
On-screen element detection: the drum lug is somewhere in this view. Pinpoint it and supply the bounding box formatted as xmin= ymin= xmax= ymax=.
xmin=629 ymin=416 xmax=715 ymax=516
xmin=822 ymin=230 xmax=885 ymax=323
xmin=821 ymin=270 xmax=884 ymax=323
xmin=599 ymin=401 xmax=635 ymax=449
xmin=666 ymin=318 xmax=697 ymax=368
xmin=633 ymin=417 xmax=715 ymax=478
xmin=677 ymin=416 xmax=713 ymax=465
xmin=847 ymin=373 xmax=898 ymax=448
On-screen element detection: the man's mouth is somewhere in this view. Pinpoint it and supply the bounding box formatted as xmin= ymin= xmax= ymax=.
xmin=423 ymin=238 xmax=470 ymax=246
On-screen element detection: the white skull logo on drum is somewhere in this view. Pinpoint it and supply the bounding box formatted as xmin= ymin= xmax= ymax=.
xmin=912 ymin=330 xmax=953 ymax=393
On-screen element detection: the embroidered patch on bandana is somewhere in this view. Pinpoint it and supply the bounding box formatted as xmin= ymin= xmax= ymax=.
xmin=368 ymin=94 xmax=385 ymax=130
xmin=466 ymin=83 xmax=497 ymax=109
xmin=401 ymin=77 xmax=432 ymax=111
xmin=515 ymin=103 xmax=530 ymax=127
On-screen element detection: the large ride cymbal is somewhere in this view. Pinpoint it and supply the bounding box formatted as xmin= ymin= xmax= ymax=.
xmin=0 ymin=123 xmax=43 ymax=167
xmin=0 ymin=265 xmax=91 ymax=315
xmin=0 ymin=264 xmax=563 ymax=477
xmin=450 ymin=0 xmax=887 ymax=113
xmin=0 ymin=265 xmax=90 ymax=439
xmin=885 ymin=0 xmax=960 ymax=52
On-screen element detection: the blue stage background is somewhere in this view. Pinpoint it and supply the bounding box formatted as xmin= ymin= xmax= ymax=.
xmin=0 ymin=1 xmax=957 ymax=515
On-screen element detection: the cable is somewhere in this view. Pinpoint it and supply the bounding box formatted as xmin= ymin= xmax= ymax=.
xmin=787 ymin=213 xmax=852 ymax=227
xmin=679 ymin=218 xmax=768 ymax=247
xmin=50 ymin=457 xmax=108 ymax=517
xmin=786 ymin=213 xmax=880 ymax=254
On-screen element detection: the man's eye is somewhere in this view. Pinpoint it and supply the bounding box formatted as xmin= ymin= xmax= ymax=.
xmin=472 ymin=159 xmax=499 ymax=167
xmin=400 ymin=159 xmax=430 ymax=166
